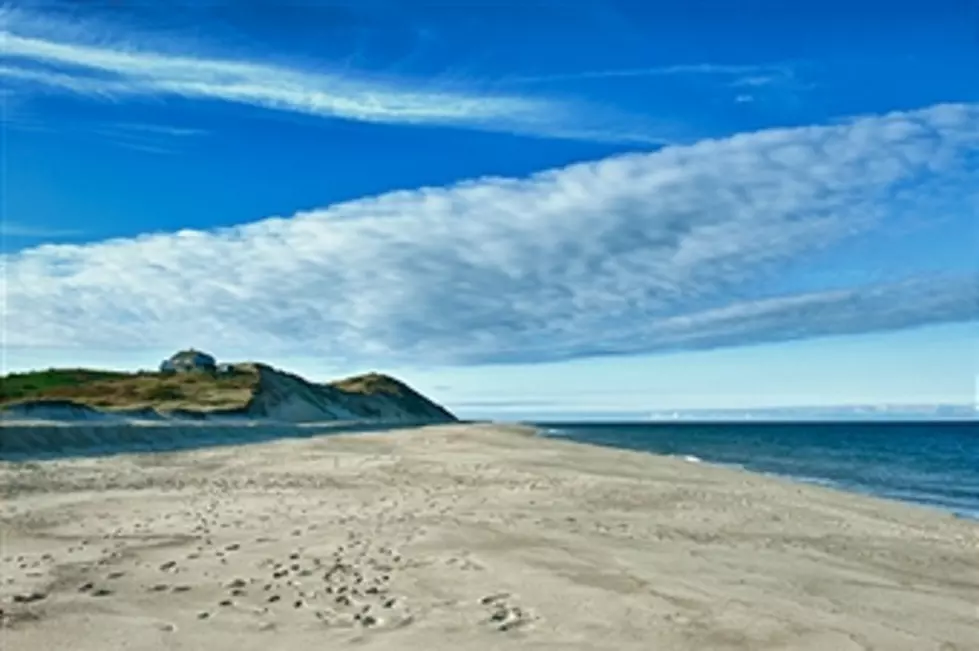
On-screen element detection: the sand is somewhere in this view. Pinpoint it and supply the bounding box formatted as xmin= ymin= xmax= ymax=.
xmin=1 ymin=423 xmax=976 ymax=650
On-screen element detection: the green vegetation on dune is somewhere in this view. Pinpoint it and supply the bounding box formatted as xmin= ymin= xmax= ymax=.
xmin=0 ymin=367 xmax=257 ymax=411
xmin=328 ymin=372 xmax=410 ymax=395
xmin=0 ymin=368 xmax=134 ymax=403
xmin=1 ymin=363 xmax=456 ymax=422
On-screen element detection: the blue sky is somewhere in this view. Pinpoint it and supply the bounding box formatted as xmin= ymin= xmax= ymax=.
xmin=2 ymin=0 xmax=977 ymax=419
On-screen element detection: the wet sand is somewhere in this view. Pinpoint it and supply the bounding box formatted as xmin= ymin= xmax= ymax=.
xmin=1 ymin=423 xmax=977 ymax=650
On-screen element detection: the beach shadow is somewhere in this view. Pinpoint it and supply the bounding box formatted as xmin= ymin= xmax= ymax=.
xmin=0 ymin=421 xmax=437 ymax=462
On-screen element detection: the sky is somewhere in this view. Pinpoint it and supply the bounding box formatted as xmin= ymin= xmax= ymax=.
xmin=2 ymin=0 xmax=978 ymax=419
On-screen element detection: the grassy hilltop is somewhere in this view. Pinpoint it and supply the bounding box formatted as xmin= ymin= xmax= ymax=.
xmin=0 ymin=365 xmax=455 ymax=422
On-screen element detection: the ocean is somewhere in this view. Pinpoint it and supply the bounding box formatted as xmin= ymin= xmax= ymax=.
xmin=536 ymin=421 xmax=979 ymax=520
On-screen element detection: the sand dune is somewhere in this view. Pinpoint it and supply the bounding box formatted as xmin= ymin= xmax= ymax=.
xmin=1 ymin=423 xmax=976 ymax=650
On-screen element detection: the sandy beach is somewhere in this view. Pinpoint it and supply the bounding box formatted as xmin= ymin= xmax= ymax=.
xmin=1 ymin=422 xmax=976 ymax=650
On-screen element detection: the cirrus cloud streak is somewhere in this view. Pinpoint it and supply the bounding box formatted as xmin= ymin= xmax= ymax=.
xmin=0 ymin=8 xmax=655 ymax=143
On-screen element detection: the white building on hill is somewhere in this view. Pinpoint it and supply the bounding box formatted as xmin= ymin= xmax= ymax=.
xmin=159 ymin=349 xmax=217 ymax=373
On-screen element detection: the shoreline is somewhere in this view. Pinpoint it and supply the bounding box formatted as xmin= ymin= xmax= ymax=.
xmin=534 ymin=425 xmax=977 ymax=524
xmin=535 ymin=421 xmax=979 ymax=523
xmin=3 ymin=417 xmax=976 ymax=520
xmin=654 ymin=451 xmax=979 ymax=523
xmin=1 ymin=422 xmax=977 ymax=650
xmin=3 ymin=417 xmax=977 ymax=520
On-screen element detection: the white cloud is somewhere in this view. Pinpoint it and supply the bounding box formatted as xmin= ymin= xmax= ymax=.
xmin=3 ymin=103 xmax=978 ymax=365
xmin=0 ymin=8 xmax=650 ymax=142
xmin=0 ymin=34 xmax=533 ymax=120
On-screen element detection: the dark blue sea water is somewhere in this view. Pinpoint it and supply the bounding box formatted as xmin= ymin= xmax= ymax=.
xmin=536 ymin=421 xmax=979 ymax=520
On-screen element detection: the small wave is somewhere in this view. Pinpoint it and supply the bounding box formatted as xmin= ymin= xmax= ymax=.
xmin=665 ymin=453 xmax=739 ymax=469
xmin=783 ymin=474 xmax=841 ymax=489
xmin=715 ymin=461 xmax=747 ymax=472
xmin=951 ymin=507 xmax=979 ymax=521
xmin=539 ymin=427 xmax=570 ymax=437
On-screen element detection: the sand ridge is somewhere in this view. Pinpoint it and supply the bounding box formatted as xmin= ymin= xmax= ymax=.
xmin=1 ymin=423 xmax=977 ymax=650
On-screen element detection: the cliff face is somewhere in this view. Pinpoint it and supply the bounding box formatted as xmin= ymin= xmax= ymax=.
xmin=325 ymin=372 xmax=457 ymax=422
xmin=0 ymin=364 xmax=456 ymax=424
xmin=235 ymin=366 xmax=455 ymax=423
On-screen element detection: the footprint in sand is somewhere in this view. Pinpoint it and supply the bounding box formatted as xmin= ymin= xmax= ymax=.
xmin=480 ymin=592 xmax=510 ymax=605
xmin=480 ymin=593 xmax=536 ymax=632
xmin=354 ymin=612 xmax=379 ymax=627
xmin=12 ymin=592 xmax=46 ymax=604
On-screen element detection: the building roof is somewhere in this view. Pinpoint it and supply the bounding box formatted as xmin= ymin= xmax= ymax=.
xmin=168 ymin=349 xmax=216 ymax=363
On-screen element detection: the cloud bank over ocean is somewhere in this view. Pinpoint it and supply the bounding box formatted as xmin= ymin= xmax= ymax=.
xmin=5 ymin=103 xmax=977 ymax=365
